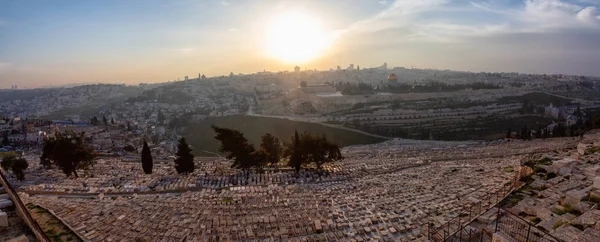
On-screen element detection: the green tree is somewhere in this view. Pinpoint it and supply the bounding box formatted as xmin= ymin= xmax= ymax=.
xmin=284 ymin=131 xmax=342 ymax=174
xmin=2 ymin=155 xmax=29 ymax=181
xmin=141 ymin=141 xmax=153 ymax=174
xmin=111 ymin=118 xmax=115 ymax=125
xmin=251 ymin=149 xmax=268 ymax=173
xmin=40 ymin=137 xmax=56 ymax=168
xmin=90 ymin=116 xmax=99 ymax=126
xmin=212 ymin=125 xmax=255 ymax=178
xmin=1 ymin=155 xmax=13 ymax=171
xmin=40 ymin=131 xmax=96 ymax=178
xmin=174 ymin=137 xmax=194 ymax=174
xmin=285 ymin=130 xmax=305 ymax=174
xmin=260 ymin=133 xmax=282 ymax=166
xmin=102 ymin=115 xmax=108 ymax=126
xmin=299 ymin=133 xmax=342 ymax=171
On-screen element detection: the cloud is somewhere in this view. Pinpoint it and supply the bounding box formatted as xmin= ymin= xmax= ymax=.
xmin=228 ymin=28 xmax=238 ymax=32
xmin=221 ymin=1 xmax=230 ymax=6
xmin=0 ymin=20 xmax=7 ymax=26
xmin=470 ymin=1 xmax=515 ymax=15
xmin=174 ymin=48 xmax=195 ymax=54
xmin=577 ymin=6 xmax=600 ymax=25
xmin=339 ymin=0 xmax=447 ymax=35
xmin=379 ymin=0 xmax=388 ymax=5
xmin=338 ymin=0 xmax=600 ymax=43
xmin=519 ymin=0 xmax=600 ymax=29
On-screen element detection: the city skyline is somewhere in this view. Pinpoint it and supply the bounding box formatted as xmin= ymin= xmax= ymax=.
xmin=1 ymin=0 xmax=600 ymax=89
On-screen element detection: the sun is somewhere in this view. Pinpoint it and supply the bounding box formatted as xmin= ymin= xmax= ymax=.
xmin=265 ymin=12 xmax=331 ymax=64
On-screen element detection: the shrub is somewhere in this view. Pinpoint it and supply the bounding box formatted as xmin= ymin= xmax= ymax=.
xmin=544 ymin=172 xmax=557 ymax=180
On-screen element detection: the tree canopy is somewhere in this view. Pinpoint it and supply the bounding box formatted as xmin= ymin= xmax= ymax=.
xmin=40 ymin=131 xmax=96 ymax=178
xmin=212 ymin=125 xmax=257 ymax=175
xmin=260 ymin=133 xmax=282 ymax=166
xmin=284 ymin=131 xmax=342 ymax=173
xmin=1 ymin=155 xmax=29 ymax=180
xmin=174 ymin=137 xmax=194 ymax=174
xmin=212 ymin=127 xmax=343 ymax=177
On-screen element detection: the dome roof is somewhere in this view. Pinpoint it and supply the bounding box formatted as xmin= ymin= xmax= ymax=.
xmin=387 ymin=73 xmax=398 ymax=82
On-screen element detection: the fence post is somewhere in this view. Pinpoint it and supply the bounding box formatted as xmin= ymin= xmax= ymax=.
xmin=469 ymin=208 xmax=472 ymax=220
xmin=427 ymin=223 xmax=430 ymax=241
xmin=448 ymin=221 xmax=451 ymax=239
xmin=495 ymin=207 xmax=500 ymax=233
xmin=469 ymin=228 xmax=472 ymax=240
xmin=525 ymin=223 xmax=531 ymax=242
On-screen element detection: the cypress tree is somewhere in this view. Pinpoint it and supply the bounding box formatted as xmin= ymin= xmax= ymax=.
xmin=141 ymin=141 xmax=153 ymax=174
xmin=289 ymin=130 xmax=303 ymax=174
xmin=174 ymin=137 xmax=194 ymax=174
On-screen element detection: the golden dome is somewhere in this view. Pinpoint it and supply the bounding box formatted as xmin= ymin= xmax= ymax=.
xmin=387 ymin=73 xmax=398 ymax=82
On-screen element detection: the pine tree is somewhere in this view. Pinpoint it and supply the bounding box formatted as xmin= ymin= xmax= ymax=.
xmin=174 ymin=137 xmax=194 ymax=174
xmin=260 ymin=133 xmax=282 ymax=166
xmin=102 ymin=115 xmax=108 ymax=126
xmin=309 ymin=134 xmax=342 ymax=171
xmin=141 ymin=141 xmax=153 ymax=174
xmin=212 ymin=126 xmax=255 ymax=178
xmin=288 ymin=130 xmax=304 ymax=174
xmin=111 ymin=118 xmax=115 ymax=125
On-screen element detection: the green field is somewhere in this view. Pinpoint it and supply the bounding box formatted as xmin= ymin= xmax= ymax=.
xmin=184 ymin=115 xmax=387 ymax=156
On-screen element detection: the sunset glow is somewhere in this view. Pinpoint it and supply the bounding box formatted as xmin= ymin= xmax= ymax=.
xmin=265 ymin=12 xmax=331 ymax=64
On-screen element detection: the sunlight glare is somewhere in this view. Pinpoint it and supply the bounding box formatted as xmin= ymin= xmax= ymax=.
xmin=266 ymin=12 xmax=331 ymax=64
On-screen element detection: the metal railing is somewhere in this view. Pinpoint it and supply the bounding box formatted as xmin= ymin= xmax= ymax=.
xmin=428 ymin=182 xmax=514 ymax=242
xmin=449 ymin=225 xmax=493 ymax=242
xmin=495 ymin=208 xmax=563 ymax=242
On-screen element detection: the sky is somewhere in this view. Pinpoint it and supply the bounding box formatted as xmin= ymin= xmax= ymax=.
xmin=1 ymin=0 xmax=600 ymax=88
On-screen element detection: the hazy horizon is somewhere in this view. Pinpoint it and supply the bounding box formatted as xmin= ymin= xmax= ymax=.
xmin=2 ymin=0 xmax=600 ymax=89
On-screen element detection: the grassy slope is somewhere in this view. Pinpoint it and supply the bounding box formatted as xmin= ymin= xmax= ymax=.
xmin=184 ymin=115 xmax=386 ymax=156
